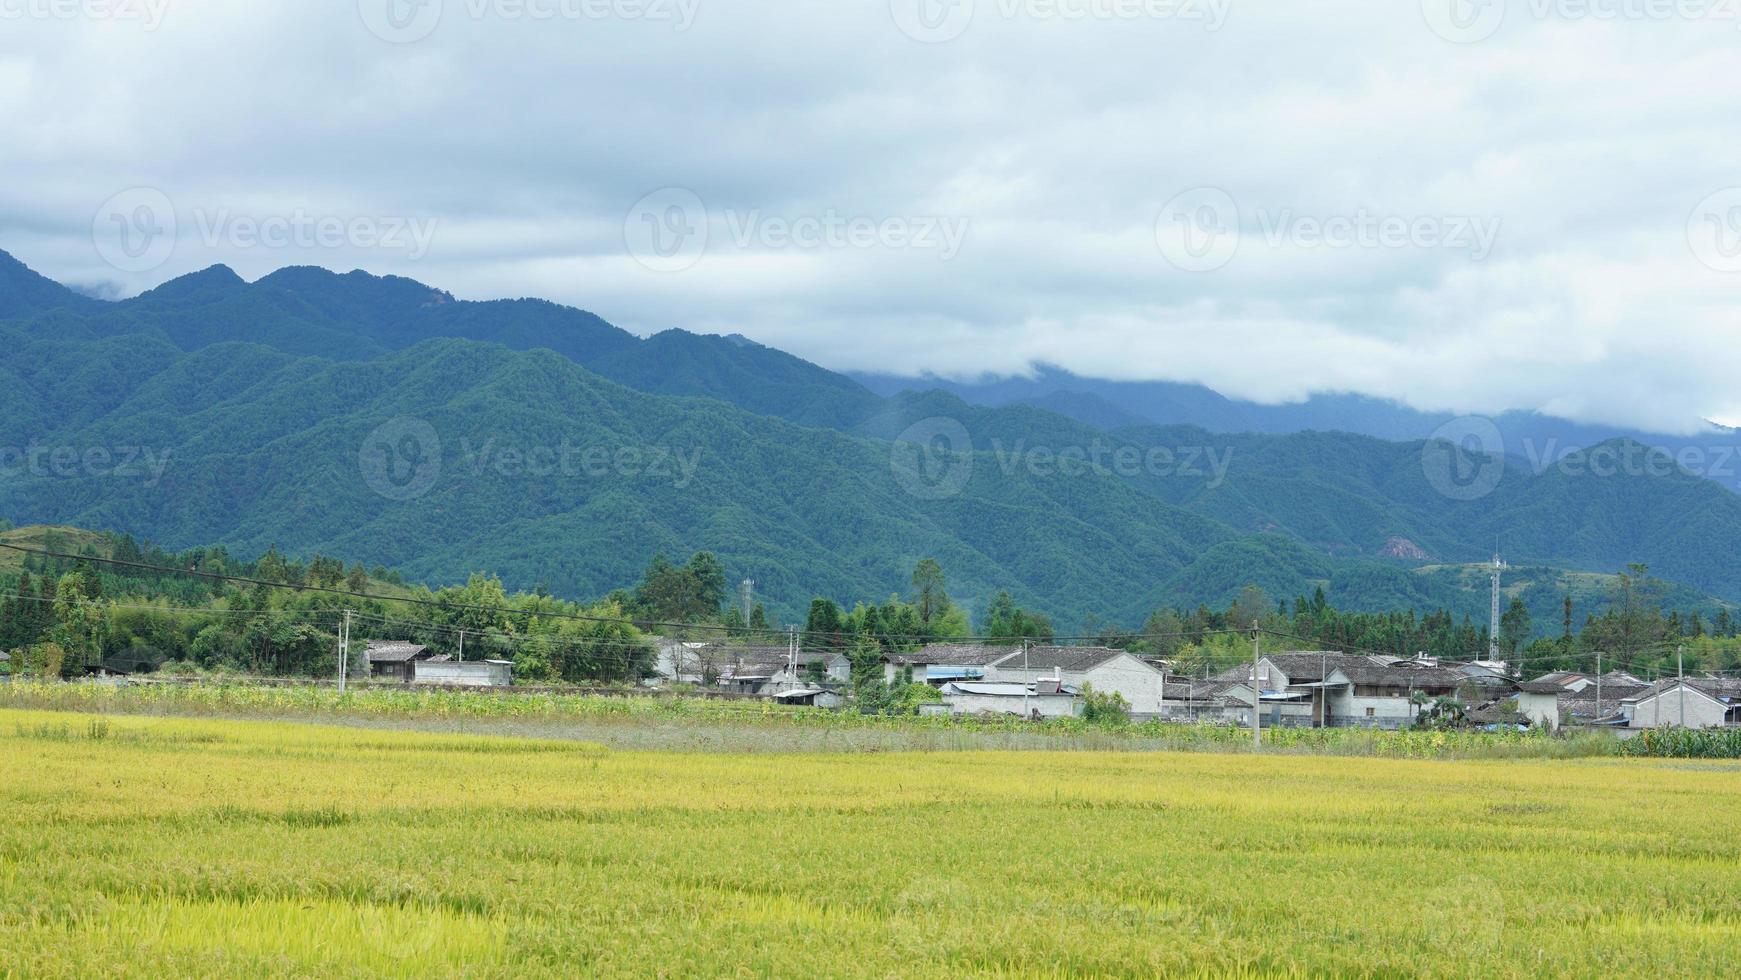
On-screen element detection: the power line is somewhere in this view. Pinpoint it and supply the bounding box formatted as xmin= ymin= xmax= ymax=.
xmin=0 ymin=588 xmax=347 ymax=620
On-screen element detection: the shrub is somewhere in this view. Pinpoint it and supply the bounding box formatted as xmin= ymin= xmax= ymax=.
xmin=1081 ymin=685 xmax=1130 ymax=726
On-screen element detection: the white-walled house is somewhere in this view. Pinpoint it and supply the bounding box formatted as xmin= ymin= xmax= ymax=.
xmin=1515 ymin=680 xmax=1565 ymax=731
xmin=1625 ymin=679 xmax=1741 ymax=729
xmin=1320 ymin=661 xmax=1465 ymax=729
xmin=1185 ymin=654 xmax=1469 ymax=729
xmin=652 ymin=639 xmax=709 ymax=684
xmin=985 ymin=646 xmax=1175 ymax=718
xmin=1250 ymin=653 xmax=1373 ymax=727
xmin=717 ymin=647 xmax=849 ymax=696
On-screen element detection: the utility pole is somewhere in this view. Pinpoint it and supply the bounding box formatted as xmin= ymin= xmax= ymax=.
xmin=1157 ymin=665 xmax=1165 ymax=721
xmin=1678 ymin=644 xmax=1686 ymax=729
xmin=1320 ymin=651 xmax=1328 ymax=729
xmin=787 ymin=624 xmax=797 ymax=688
xmin=458 ymin=629 xmax=465 ymax=663
xmin=338 ymin=609 xmax=352 ymax=693
xmin=1595 ymin=650 xmax=1602 ymax=725
xmin=1023 ymin=638 xmax=1032 ymax=720
xmin=740 ymin=579 xmax=756 ymax=626
xmin=1251 ymin=621 xmax=1262 ymax=751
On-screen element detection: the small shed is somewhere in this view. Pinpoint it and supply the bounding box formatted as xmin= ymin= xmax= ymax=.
xmin=939 ymin=681 xmax=1081 ymax=720
xmin=412 ymin=658 xmax=513 ymax=687
xmin=771 ymin=688 xmax=843 ymax=709
xmin=367 ymin=641 xmax=437 ymax=682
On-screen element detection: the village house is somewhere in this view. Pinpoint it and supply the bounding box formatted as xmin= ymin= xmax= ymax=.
xmin=1212 ymin=653 xmax=1469 ymax=729
xmin=714 ymin=646 xmax=849 ymax=696
xmin=716 ymin=647 xmax=801 ymax=696
xmin=984 ymin=645 xmax=1175 ymax=718
xmin=1240 ymin=653 xmax=1376 ymax=727
xmin=1321 ymin=660 xmax=1465 ymax=729
xmin=651 ymin=639 xmax=709 ymax=684
xmin=365 ymin=641 xmax=438 ymax=682
xmin=1513 ymin=671 xmax=1648 ymax=729
xmin=1515 ymin=680 xmax=1567 ymax=730
xmin=1624 ymin=678 xmax=1741 ymax=730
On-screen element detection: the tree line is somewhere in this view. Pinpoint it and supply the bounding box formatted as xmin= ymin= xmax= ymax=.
xmin=5 ymin=531 xmax=1737 ymax=685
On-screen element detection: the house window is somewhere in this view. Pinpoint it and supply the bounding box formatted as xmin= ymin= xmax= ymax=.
xmin=1365 ymin=707 xmax=1375 ymax=718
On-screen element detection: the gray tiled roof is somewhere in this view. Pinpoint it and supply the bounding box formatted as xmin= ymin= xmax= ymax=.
xmin=714 ymin=646 xmax=797 ymax=678
xmin=1625 ymin=677 xmax=1741 ymax=703
xmin=1262 ymin=652 xmax=1373 ymax=683
xmin=366 ymin=641 xmax=430 ymax=664
xmin=1333 ymin=663 xmax=1467 ymax=689
xmin=997 ymin=646 xmax=1132 ymax=672
xmin=885 ymin=644 xmax=1023 ymax=667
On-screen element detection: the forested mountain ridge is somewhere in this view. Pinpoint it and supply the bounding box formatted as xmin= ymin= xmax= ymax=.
xmin=3 ymin=248 xmax=1738 ymax=630
xmin=1 ymin=254 xmax=872 ymax=430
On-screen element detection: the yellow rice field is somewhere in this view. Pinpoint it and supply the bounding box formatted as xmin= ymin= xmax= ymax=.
xmin=2 ymin=708 xmax=1739 ymax=977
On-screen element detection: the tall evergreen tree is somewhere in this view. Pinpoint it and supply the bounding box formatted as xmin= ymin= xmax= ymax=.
xmin=804 ymin=598 xmax=844 ymax=651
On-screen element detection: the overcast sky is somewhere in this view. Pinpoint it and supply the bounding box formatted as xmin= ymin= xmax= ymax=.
xmin=3 ymin=0 xmax=1739 ymax=432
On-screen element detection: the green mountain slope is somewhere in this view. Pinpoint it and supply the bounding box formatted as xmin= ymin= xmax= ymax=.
xmin=5 ymin=248 xmax=1740 ymax=630
xmin=0 ymin=335 xmax=1250 ymax=624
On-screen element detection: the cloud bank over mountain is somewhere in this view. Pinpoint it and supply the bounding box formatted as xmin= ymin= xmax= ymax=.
xmin=4 ymin=1 xmax=1738 ymax=432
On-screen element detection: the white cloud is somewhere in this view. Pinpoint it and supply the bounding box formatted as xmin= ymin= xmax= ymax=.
xmin=2 ymin=0 xmax=1738 ymax=433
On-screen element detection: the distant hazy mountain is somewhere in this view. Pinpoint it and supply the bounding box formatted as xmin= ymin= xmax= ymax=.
xmin=3 ymin=248 xmax=1736 ymax=629
xmin=853 ymin=366 xmax=1741 ymax=493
